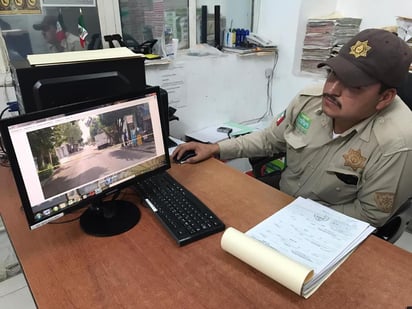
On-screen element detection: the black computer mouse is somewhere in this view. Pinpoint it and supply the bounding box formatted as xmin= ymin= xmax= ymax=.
xmin=174 ymin=150 xmax=196 ymax=164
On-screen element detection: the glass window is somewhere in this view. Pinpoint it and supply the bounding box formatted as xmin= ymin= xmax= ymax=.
xmin=118 ymin=0 xmax=189 ymax=51
xmin=1 ymin=5 xmax=101 ymax=59
xmin=195 ymin=1 xmax=253 ymax=46
xmin=0 ymin=1 xmax=254 ymax=60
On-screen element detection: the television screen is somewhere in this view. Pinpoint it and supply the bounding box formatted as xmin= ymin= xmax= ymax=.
xmin=0 ymin=86 xmax=170 ymax=236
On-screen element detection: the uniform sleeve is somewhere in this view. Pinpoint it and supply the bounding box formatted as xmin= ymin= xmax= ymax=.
xmin=217 ymin=89 xmax=310 ymax=160
xmin=218 ymin=119 xmax=287 ymax=160
xmin=329 ymin=150 xmax=412 ymax=227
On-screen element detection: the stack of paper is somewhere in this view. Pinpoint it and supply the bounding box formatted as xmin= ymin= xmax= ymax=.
xmin=397 ymin=16 xmax=412 ymax=46
xmin=222 ymin=46 xmax=278 ymax=56
xmin=221 ymin=197 xmax=375 ymax=298
xmin=301 ymin=17 xmax=362 ymax=74
xmin=27 ymin=47 xmax=144 ymax=66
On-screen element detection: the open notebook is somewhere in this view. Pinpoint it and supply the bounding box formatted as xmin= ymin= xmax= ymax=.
xmin=221 ymin=197 xmax=375 ymax=298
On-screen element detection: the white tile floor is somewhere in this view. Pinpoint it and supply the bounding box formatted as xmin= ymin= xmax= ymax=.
xmin=0 ymin=230 xmax=411 ymax=309
xmin=395 ymin=229 xmax=412 ymax=253
xmin=0 ymin=273 xmax=36 ymax=308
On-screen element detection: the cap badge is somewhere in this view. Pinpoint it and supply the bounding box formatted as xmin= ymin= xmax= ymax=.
xmin=343 ymin=148 xmax=366 ymax=171
xmin=349 ymin=40 xmax=372 ymax=58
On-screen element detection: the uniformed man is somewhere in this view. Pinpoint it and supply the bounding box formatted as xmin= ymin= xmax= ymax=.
xmin=171 ymin=28 xmax=412 ymax=227
xmin=33 ymin=15 xmax=82 ymax=53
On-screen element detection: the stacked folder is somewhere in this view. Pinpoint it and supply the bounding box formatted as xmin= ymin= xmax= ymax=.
xmin=301 ymin=17 xmax=362 ymax=74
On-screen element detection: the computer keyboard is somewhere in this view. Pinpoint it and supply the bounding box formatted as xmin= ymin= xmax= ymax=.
xmin=135 ymin=172 xmax=225 ymax=246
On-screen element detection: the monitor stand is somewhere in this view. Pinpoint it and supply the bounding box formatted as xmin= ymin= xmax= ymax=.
xmin=79 ymin=200 xmax=140 ymax=237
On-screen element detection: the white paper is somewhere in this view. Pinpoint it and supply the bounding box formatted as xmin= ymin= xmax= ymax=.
xmin=246 ymin=197 xmax=375 ymax=296
xmin=221 ymin=227 xmax=314 ymax=296
xmin=247 ymin=197 xmax=373 ymax=274
xmin=27 ymin=47 xmax=143 ymax=66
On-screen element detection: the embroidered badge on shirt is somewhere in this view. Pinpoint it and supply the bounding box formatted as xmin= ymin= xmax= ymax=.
xmin=295 ymin=112 xmax=311 ymax=134
xmin=349 ymin=40 xmax=372 ymax=58
xmin=374 ymin=192 xmax=395 ymax=212
xmin=276 ymin=110 xmax=286 ymax=126
xmin=342 ymin=148 xmax=366 ymax=171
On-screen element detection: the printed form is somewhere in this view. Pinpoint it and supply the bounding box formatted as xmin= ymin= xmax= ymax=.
xmin=246 ymin=197 xmax=375 ymax=288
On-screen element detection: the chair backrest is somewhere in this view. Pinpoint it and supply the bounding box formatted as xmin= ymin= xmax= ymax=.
xmin=397 ymin=72 xmax=412 ymax=110
xmin=249 ymin=153 xmax=286 ymax=189
xmin=374 ymin=197 xmax=412 ymax=243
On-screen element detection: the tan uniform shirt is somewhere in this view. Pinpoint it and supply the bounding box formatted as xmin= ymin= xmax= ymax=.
xmin=219 ymin=84 xmax=412 ymax=227
xmin=48 ymin=32 xmax=82 ymax=53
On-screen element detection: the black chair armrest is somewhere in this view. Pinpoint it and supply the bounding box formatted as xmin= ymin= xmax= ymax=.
xmin=374 ymin=197 xmax=412 ymax=243
xmin=249 ymin=152 xmax=286 ymax=178
xmin=248 ymin=153 xmax=286 ymax=189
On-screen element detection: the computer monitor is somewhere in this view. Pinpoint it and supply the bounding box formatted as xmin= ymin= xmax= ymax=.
xmin=2 ymin=30 xmax=33 ymax=61
xmin=0 ymin=86 xmax=170 ymax=236
xmin=10 ymin=58 xmax=173 ymax=145
xmin=10 ymin=57 xmax=147 ymax=114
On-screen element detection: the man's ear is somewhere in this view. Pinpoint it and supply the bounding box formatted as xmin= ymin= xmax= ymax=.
xmin=376 ymin=88 xmax=396 ymax=111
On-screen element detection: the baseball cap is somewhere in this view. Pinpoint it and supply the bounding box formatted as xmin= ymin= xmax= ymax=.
xmin=33 ymin=15 xmax=58 ymax=31
xmin=318 ymin=28 xmax=412 ymax=88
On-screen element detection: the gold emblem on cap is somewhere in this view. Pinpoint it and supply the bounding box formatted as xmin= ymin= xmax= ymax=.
xmin=343 ymin=148 xmax=366 ymax=171
xmin=349 ymin=40 xmax=372 ymax=58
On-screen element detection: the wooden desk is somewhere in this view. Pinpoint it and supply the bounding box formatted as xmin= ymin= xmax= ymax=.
xmin=0 ymin=159 xmax=411 ymax=308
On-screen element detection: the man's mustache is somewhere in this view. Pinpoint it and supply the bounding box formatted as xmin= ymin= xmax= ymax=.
xmin=323 ymin=93 xmax=342 ymax=108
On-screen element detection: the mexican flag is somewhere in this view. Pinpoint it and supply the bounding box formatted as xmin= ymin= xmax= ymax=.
xmin=56 ymin=11 xmax=66 ymax=42
xmin=78 ymin=9 xmax=88 ymax=48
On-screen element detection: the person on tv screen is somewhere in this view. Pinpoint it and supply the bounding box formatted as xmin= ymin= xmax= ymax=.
xmin=172 ymin=28 xmax=412 ymax=227
xmin=33 ymin=15 xmax=81 ymax=53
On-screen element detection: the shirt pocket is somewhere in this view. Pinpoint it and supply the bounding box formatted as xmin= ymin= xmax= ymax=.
xmin=312 ymin=166 xmax=360 ymax=204
xmin=284 ymin=131 xmax=308 ymax=174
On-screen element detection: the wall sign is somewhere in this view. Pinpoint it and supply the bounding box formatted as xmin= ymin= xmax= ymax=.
xmin=0 ymin=0 xmax=41 ymax=14
xmin=42 ymin=0 xmax=95 ymax=7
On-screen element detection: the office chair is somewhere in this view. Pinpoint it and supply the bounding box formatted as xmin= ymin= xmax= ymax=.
xmin=396 ymin=72 xmax=412 ymax=110
xmin=373 ymin=197 xmax=412 ymax=244
xmin=249 ymin=152 xmax=285 ymax=189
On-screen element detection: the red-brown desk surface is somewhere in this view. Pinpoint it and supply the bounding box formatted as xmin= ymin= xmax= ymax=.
xmin=0 ymin=158 xmax=411 ymax=309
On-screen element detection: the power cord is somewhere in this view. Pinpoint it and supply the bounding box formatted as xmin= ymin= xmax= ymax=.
xmin=258 ymin=49 xmax=278 ymax=121
xmin=243 ymin=49 xmax=279 ymax=125
xmin=0 ymin=101 xmax=18 ymax=119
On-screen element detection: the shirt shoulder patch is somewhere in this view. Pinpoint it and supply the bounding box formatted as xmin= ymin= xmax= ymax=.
xmin=276 ymin=110 xmax=286 ymax=126
xmin=295 ymin=112 xmax=311 ymax=134
xmin=374 ymin=192 xmax=395 ymax=213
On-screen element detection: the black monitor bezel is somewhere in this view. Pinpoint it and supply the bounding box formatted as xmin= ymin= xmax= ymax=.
xmin=0 ymin=86 xmax=170 ymax=230
xmin=32 ymin=71 xmax=132 ymax=111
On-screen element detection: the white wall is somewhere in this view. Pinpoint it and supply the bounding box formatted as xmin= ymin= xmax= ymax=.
xmin=254 ymin=0 xmax=338 ymax=117
xmin=146 ymin=52 xmax=275 ymax=139
xmin=256 ymin=0 xmax=412 ymax=116
xmin=337 ymin=0 xmax=412 ymax=29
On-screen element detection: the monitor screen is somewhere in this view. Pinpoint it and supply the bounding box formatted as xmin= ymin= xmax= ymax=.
xmin=0 ymin=86 xmax=170 ymax=236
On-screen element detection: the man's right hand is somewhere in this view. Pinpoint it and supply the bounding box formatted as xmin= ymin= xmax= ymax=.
xmin=171 ymin=141 xmax=220 ymax=164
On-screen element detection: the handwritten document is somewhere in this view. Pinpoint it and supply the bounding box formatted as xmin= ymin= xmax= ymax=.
xmin=221 ymin=197 xmax=375 ymax=298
